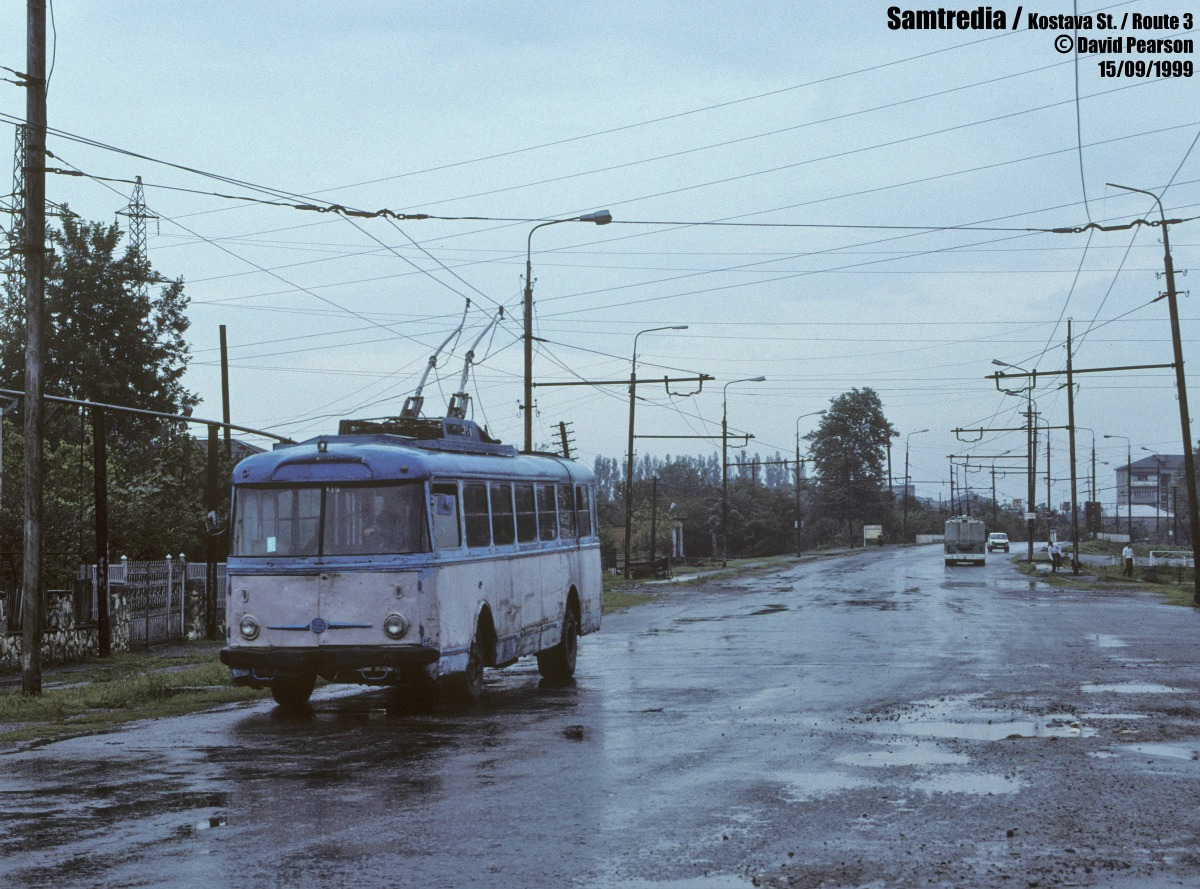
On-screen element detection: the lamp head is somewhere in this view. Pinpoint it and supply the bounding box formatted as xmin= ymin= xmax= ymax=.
xmin=580 ymin=210 xmax=612 ymax=225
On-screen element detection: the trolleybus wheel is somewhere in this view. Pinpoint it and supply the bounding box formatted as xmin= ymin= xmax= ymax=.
xmin=442 ymin=638 xmax=484 ymax=702
xmin=537 ymin=607 xmax=578 ymax=682
xmin=271 ymin=673 xmax=316 ymax=710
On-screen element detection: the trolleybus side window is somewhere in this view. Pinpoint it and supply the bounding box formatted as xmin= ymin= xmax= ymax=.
xmin=490 ymin=482 xmax=516 ymax=546
xmin=515 ymin=483 xmax=537 ymax=544
xmin=431 ymin=482 xmax=462 ymax=550
xmin=575 ymin=485 xmax=594 ymax=538
xmin=536 ymin=483 xmax=558 ymax=541
xmin=325 ymin=484 xmax=427 ymax=556
xmin=463 ymin=482 xmax=491 ymax=548
xmin=557 ymin=483 xmax=577 ymax=540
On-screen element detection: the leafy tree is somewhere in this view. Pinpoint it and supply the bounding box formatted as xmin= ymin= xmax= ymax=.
xmin=0 ymin=213 xmax=196 ymax=430
xmin=0 ymin=214 xmax=203 ymax=587
xmin=805 ymin=388 xmax=898 ymax=544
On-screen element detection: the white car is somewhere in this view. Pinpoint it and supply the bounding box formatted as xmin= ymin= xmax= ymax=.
xmin=986 ymin=533 xmax=1010 ymax=553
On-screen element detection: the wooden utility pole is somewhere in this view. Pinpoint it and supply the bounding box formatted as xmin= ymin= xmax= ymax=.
xmin=93 ymin=407 xmax=110 ymax=657
xmin=21 ymin=0 xmax=47 ymax=695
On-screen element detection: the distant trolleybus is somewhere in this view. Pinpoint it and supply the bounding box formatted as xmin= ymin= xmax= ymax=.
xmin=219 ymin=416 xmax=602 ymax=709
xmin=944 ymin=515 xmax=986 ymax=567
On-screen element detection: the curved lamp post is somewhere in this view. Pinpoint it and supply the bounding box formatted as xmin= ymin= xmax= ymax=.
xmin=523 ymin=210 xmax=612 ymax=452
xmin=1108 ymin=182 xmax=1199 ymax=604
xmin=722 ymin=376 xmax=766 ymax=566
xmin=624 ymin=325 xmax=688 ymax=578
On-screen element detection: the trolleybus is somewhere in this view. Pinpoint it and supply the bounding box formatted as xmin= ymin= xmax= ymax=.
xmin=219 ymin=416 xmax=602 ymax=708
xmin=944 ymin=515 xmax=986 ymax=567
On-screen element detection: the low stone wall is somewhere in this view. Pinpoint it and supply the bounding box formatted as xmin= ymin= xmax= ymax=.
xmin=0 ymin=562 xmax=228 ymax=672
xmin=0 ymin=590 xmax=99 ymax=672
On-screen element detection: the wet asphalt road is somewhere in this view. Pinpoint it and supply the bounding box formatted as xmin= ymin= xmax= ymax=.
xmin=4 ymin=545 xmax=1200 ymax=888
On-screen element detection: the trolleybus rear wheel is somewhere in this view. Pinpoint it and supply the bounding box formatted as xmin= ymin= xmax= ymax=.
xmin=271 ymin=673 xmax=316 ymax=710
xmin=537 ymin=607 xmax=578 ymax=682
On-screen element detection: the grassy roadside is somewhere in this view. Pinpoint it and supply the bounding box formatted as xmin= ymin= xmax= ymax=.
xmin=1015 ymin=548 xmax=1198 ymax=607
xmin=0 ymin=646 xmax=268 ymax=746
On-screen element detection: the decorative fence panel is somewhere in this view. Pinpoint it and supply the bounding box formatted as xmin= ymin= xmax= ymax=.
xmin=125 ymin=559 xmax=185 ymax=649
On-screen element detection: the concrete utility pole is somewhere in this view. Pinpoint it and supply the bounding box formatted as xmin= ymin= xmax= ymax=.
xmin=21 ymin=0 xmax=46 ymax=696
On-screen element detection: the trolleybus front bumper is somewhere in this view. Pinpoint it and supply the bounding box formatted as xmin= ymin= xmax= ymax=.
xmin=221 ymin=645 xmax=439 ymax=686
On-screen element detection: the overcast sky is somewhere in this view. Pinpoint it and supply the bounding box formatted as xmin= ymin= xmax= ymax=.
xmin=2 ymin=2 xmax=1197 ymax=510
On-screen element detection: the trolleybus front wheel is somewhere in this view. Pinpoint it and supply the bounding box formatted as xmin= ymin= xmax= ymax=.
xmin=537 ymin=607 xmax=578 ymax=682
xmin=270 ymin=672 xmax=316 ymax=710
xmin=441 ymin=638 xmax=484 ymax=702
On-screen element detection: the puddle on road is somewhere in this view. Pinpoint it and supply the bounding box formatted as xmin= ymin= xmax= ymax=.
xmin=1080 ymin=712 xmax=1149 ymax=720
xmin=911 ymin=772 xmax=1024 ymax=795
xmin=177 ymin=814 xmax=227 ymax=837
xmin=1121 ymin=742 xmax=1200 ymax=762
xmin=859 ymin=695 xmax=1095 ymax=740
xmin=1082 ymin=683 xmax=1186 ymax=694
xmin=748 ymin=603 xmax=789 ymax=616
xmin=607 ymin=878 xmax=753 ymax=889
xmin=898 ymin=717 xmax=1094 ymax=740
xmin=837 ymin=744 xmax=970 ymax=768
xmin=1086 ymin=634 xmax=1128 ymax=649
xmin=777 ymin=770 xmax=872 ymax=802
xmin=842 ymin=598 xmax=900 ymax=610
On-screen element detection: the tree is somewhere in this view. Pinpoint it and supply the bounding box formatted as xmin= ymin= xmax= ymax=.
xmin=805 ymin=388 xmax=898 ymax=544
xmin=0 ymin=213 xmax=196 ymax=429
xmin=0 ymin=214 xmax=203 ymax=586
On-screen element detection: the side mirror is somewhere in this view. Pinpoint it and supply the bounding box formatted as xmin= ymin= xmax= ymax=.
xmin=204 ymin=510 xmax=225 ymax=536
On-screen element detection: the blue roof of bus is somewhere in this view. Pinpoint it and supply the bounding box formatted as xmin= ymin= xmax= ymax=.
xmin=232 ymin=433 xmax=593 ymax=486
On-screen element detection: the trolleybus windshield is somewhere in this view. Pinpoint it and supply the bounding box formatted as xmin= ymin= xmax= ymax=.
xmin=232 ymin=482 xmax=428 ymax=557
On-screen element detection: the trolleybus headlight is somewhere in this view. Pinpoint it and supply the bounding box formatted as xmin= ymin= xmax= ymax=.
xmin=383 ymin=613 xmax=409 ymax=640
xmin=239 ymin=616 xmax=260 ymax=641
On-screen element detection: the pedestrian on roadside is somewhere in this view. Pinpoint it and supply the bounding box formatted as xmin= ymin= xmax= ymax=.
xmin=1122 ymin=543 xmax=1134 ymax=578
xmin=1049 ymin=540 xmax=1061 ymax=573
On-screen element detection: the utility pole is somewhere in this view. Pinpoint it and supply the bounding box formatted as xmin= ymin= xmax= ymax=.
xmin=21 ymin=0 xmax=47 ymax=696
xmin=1067 ymin=321 xmax=1080 ymax=574
xmin=205 ymin=425 xmax=219 ymax=640
xmin=1108 ymin=183 xmax=1200 ymax=603
xmin=92 ymin=407 xmax=111 ymax=657
xmin=219 ymin=325 xmax=232 ymax=459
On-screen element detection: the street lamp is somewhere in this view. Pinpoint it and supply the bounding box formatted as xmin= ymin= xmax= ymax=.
xmin=523 ymin=210 xmax=612 ymax=452
xmin=722 ymin=376 xmax=766 ymax=567
xmin=1108 ymin=182 xmax=1200 ymax=604
xmin=993 ymin=359 xmax=1038 ymax=562
xmin=624 ymin=325 xmax=688 ymax=578
xmin=903 ymin=428 xmax=929 ymax=543
xmin=794 ymin=410 xmax=826 ymax=557
xmin=1104 ymin=434 xmax=1133 ymax=541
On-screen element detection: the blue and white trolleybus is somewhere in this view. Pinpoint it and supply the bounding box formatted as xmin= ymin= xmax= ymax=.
xmin=219 ymin=415 xmax=602 ymax=708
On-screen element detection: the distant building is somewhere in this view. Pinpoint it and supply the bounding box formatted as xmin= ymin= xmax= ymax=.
xmin=1114 ymin=454 xmax=1186 ymax=513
